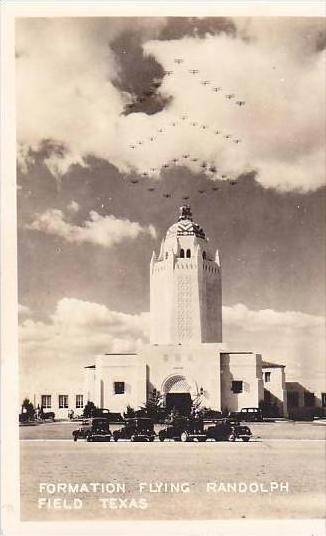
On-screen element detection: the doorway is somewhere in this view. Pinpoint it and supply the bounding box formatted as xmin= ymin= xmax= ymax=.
xmin=166 ymin=393 xmax=192 ymax=415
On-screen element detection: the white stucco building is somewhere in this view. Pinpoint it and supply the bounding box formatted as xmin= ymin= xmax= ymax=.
xmin=83 ymin=205 xmax=267 ymax=416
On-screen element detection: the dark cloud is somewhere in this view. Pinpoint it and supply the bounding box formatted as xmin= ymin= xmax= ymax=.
xmin=158 ymin=17 xmax=237 ymax=40
xmin=111 ymin=30 xmax=171 ymax=116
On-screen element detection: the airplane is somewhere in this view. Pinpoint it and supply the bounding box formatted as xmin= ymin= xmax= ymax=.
xmin=129 ymin=145 xmax=136 ymax=149
xmin=230 ymin=180 xmax=238 ymax=186
xmin=234 ymin=139 xmax=241 ymax=144
xmin=171 ymin=122 xmax=177 ymax=127
xmin=212 ymin=87 xmax=222 ymax=92
xmin=236 ymin=100 xmax=246 ymax=106
xmin=215 ymin=130 xmax=220 ymax=135
xmin=163 ymin=193 xmax=171 ymax=198
xmin=209 ymin=166 xmax=217 ymax=173
xmin=158 ymin=128 xmax=164 ymax=133
xmin=130 ymin=179 xmax=139 ymax=184
xmin=201 ymin=80 xmax=210 ymax=86
xmin=212 ymin=186 xmax=219 ymax=191
xmin=172 ymin=158 xmax=179 ymax=164
xmin=182 ymin=154 xmax=190 ymax=159
xmin=174 ymin=58 xmax=184 ymax=64
xmin=225 ymin=94 xmax=235 ymax=99
xmin=225 ymin=135 xmax=232 ymax=139
xmin=221 ymin=174 xmax=227 ymax=179
xmin=192 ymin=158 xmax=198 ymax=162
xmin=163 ymin=164 xmax=169 ymax=168
xmin=148 ymin=137 xmax=155 ymax=142
xmin=198 ymin=189 xmax=206 ymax=194
xmin=148 ymin=187 xmax=155 ymax=191
xmin=180 ymin=115 xmax=188 ymax=120
xmin=138 ymin=141 xmax=143 ymax=145
xmin=188 ymin=69 xmax=199 ymax=74
xmin=142 ymin=172 xmax=149 ymax=176
xmin=201 ymin=162 xmax=207 ymax=168
xmin=164 ymin=70 xmax=173 ymax=76
xmin=201 ymin=125 xmax=208 ymax=130
xmin=191 ymin=122 xmax=197 ymax=127
xmin=182 ymin=195 xmax=190 ymax=200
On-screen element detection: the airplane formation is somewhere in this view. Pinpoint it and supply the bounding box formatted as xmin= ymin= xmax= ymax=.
xmin=122 ymin=56 xmax=246 ymax=200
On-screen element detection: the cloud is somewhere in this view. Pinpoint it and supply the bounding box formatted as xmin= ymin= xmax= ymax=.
xmin=16 ymin=18 xmax=325 ymax=192
xmin=26 ymin=208 xmax=156 ymax=247
xmin=19 ymin=298 xmax=149 ymax=395
xmin=18 ymin=303 xmax=31 ymax=317
xmin=67 ymin=200 xmax=80 ymax=213
xmin=223 ymin=303 xmax=326 ymax=391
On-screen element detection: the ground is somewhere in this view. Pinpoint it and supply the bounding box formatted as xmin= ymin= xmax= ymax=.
xmin=20 ymin=421 xmax=326 ymax=521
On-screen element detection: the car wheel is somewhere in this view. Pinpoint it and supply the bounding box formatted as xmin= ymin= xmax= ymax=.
xmin=198 ymin=436 xmax=206 ymax=442
xmin=148 ymin=436 xmax=155 ymax=442
xmin=86 ymin=436 xmax=92 ymax=442
xmin=242 ymin=437 xmax=250 ymax=442
xmin=158 ymin=431 xmax=166 ymax=442
xmin=73 ymin=435 xmax=78 ymax=442
xmin=113 ymin=432 xmax=119 ymax=442
xmin=228 ymin=433 xmax=236 ymax=442
xmin=180 ymin=432 xmax=189 ymax=443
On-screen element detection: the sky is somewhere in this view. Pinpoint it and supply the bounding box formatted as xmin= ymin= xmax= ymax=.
xmin=16 ymin=16 xmax=326 ymax=397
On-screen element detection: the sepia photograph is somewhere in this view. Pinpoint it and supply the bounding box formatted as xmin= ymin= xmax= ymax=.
xmin=1 ymin=3 xmax=326 ymax=535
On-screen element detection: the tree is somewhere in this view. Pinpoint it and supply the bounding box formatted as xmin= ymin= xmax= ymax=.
xmin=83 ymin=401 xmax=97 ymax=418
xmin=123 ymin=404 xmax=136 ymax=418
xmin=21 ymin=398 xmax=35 ymax=420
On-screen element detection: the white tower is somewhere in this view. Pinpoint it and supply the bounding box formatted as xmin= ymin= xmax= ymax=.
xmin=150 ymin=205 xmax=222 ymax=345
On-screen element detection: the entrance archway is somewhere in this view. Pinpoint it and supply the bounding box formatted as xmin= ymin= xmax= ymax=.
xmin=162 ymin=375 xmax=194 ymax=415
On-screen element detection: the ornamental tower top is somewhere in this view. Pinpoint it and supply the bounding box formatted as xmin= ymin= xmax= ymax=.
xmin=150 ymin=206 xmax=222 ymax=345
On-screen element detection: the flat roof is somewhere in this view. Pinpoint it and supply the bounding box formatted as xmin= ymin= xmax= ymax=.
xmin=262 ymin=361 xmax=285 ymax=369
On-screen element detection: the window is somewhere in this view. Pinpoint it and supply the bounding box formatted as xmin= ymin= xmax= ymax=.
xmin=202 ymin=251 xmax=206 ymax=260
xmin=186 ymin=249 xmax=191 ymax=258
xmin=58 ymin=395 xmax=68 ymax=409
xmin=304 ymin=392 xmax=315 ymax=407
xmin=287 ymin=391 xmax=299 ymax=408
xmin=264 ymin=372 xmax=271 ymax=383
xmin=180 ymin=249 xmax=185 ymax=258
xmin=231 ymin=381 xmax=243 ymax=394
xmin=322 ymin=393 xmax=326 ymax=408
xmin=76 ymin=395 xmax=84 ymax=409
xmin=41 ymin=395 xmax=51 ymax=409
xmin=114 ymin=381 xmax=125 ymax=395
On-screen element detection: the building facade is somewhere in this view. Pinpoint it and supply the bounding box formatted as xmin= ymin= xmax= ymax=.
xmin=84 ymin=206 xmax=266 ymax=416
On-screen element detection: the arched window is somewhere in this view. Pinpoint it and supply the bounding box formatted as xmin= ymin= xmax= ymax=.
xmin=202 ymin=251 xmax=206 ymax=260
xmin=180 ymin=249 xmax=185 ymax=258
xmin=186 ymin=249 xmax=191 ymax=258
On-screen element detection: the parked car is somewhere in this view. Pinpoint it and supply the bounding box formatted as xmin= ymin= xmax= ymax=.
xmin=112 ymin=418 xmax=156 ymax=442
xmin=206 ymin=419 xmax=252 ymax=442
xmin=238 ymin=407 xmax=263 ymax=422
xmin=158 ymin=415 xmax=206 ymax=442
xmin=72 ymin=417 xmax=112 ymax=442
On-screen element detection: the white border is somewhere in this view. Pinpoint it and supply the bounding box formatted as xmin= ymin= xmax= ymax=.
xmin=1 ymin=2 xmax=325 ymax=535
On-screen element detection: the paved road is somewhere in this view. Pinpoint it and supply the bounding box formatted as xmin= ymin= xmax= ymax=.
xmin=20 ymin=437 xmax=325 ymax=521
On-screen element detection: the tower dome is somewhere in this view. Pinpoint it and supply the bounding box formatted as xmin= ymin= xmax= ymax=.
xmin=150 ymin=206 xmax=222 ymax=345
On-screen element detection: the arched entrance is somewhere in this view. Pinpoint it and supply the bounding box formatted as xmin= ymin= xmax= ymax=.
xmin=162 ymin=375 xmax=194 ymax=415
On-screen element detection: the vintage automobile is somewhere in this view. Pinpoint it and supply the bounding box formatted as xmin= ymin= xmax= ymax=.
xmin=112 ymin=418 xmax=156 ymax=442
xmin=158 ymin=415 xmax=206 ymax=442
xmin=206 ymin=419 xmax=252 ymax=442
xmin=72 ymin=417 xmax=112 ymax=442
xmin=238 ymin=407 xmax=263 ymax=422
